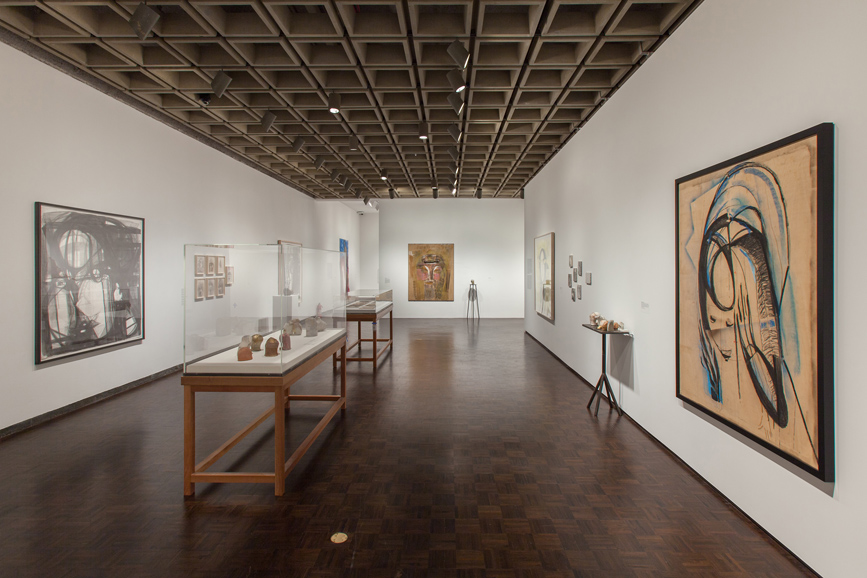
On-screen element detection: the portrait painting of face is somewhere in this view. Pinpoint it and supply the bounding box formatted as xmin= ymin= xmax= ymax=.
xmin=408 ymin=244 xmax=454 ymax=301
xmin=676 ymin=123 xmax=834 ymax=480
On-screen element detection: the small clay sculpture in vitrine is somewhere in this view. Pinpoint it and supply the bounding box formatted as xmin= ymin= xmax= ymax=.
xmin=264 ymin=337 xmax=280 ymax=357
xmin=289 ymin=319 xmax=303 ymax=335
xmin=281 ymin=323 xmax=292 ymax=350
xmin=251 ymin=334 xmax=263 ymax=351
xmin=238 ymin=335 xmax=253 ymax=361
xmin=305 ymin=317 xmax=319 ymax=337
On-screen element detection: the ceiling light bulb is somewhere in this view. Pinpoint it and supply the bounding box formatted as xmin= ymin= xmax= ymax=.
xmin=447 ymin=68 xmax=466 ymax=93
xmin=328 ymin=93 xmax=341 ymax=114
xmin=349 ymin=136 xmax=359 ymax=150
xmin=452 ymin=185 xmax=457 ymax=196
xmin=380 ymin=170 xmax=388 ymax=181
xmin=128 ymin=2 xmax=160 ymax=40
xmin=447 ymin=40 xmax=470 ymax=70
xmin=447 ymin=92 xmax=464 ymax=115
xmin=418 ymin=121 xmax=429 ymax=140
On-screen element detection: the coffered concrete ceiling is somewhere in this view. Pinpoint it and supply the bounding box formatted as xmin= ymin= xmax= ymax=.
xmin=0 ymin=0 xmax=701 ymax=199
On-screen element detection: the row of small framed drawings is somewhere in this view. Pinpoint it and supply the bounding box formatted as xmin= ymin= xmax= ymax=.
xmin=195 ymin=277 xmax=225 ymax=301
xmin=194 ymin=254 xmax=234 ymax=284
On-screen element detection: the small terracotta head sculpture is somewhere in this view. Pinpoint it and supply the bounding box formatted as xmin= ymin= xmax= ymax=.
xmin=264 ymin=337 xmax=280 ymax=357
xmin=251 ymin=334 xmax=264 ymax=351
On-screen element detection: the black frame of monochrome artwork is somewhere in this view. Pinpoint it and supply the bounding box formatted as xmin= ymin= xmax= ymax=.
xmin=674 ymin=123 xmax=834 ymax=482
xmin=35 ymin=202 xmax=145 ymax=365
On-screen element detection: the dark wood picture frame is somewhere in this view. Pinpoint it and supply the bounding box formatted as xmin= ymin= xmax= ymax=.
xmin=675 ymin=123 xmax=834 ymax=481
xmin=35 ymin=202 xmax=145 ymax=364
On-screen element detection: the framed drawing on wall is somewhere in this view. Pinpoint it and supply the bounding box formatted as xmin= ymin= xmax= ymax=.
xmin=408 ymin=243 xmax=454 ymax=301
xmin=216 ymin=277 xmax=225 ymax=298
xmin=35 ymin=202 xmax=144 ymax=364
xmin=534 ymin=232 xmax=554 ymax=322
xmin=194 ymin=279 xmax=205 ymax=301
xmin=675 ymin=123 xmax=834 ymax=481
xmin=226 ymin=266 xmax=234 ymax=286
xmin=206 ymin=278 xmax=216 ymax=299
xmin=206 ymin=256 xmax=216 ymax=276
xmin=194 ymin=255 xmax=205 ymax=277
xmin=216 ymin=256 xmax=225 ymax=276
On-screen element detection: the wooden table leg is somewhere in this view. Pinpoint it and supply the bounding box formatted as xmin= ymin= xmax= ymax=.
xmin=389 ymin=311 xmax=393 ymax=351
xmin=274 ymin=387 xmax=286 ymax=496
xmin=372 ymin=321 xmax=378 ymax=373
xmin=184 ymin=386 xmax=195 ymax=496
xmin=357 ymin=321 xmax=362 ymax=351
xmin=341 ymin=343 xmax=347 ymax=413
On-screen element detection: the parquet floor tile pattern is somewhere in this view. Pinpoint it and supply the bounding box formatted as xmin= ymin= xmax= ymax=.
xmin=0 ymin=319 xmax=815 ymax=578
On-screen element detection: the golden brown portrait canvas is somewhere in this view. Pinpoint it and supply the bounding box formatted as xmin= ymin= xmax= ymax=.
xmin=408 ymin=244 xmax=454 ymax=301
xmin=675 ymin=123 xmax=834 ymax=481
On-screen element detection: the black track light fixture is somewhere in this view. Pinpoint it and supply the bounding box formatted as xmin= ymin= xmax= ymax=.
xmin=349 ymin=136 xmax=359 ymax=150
xmin=380 ymin=169 xmax=388 ymax=181
xmin=447 ymin=68 xmax=466 ymax=93
xmin=476 ymin=188 xmax=482 ymax=199
xmin=520 ymin=188 xmax=525 ymax=199
xmin=328 ymin=93 xmax=341 ymax=114
xmin=447 ymin=146 xmax=459 ymax=161
xmin=260 ymin=111 xmax=276 ymax=133
xmin=128 ymin=2 xmax=160 ymax=40
xmin=447 ymin=123 xmax=462 ymax=142
xmin=418 ymin=121 xmax=429 ymax=140
xmin=314 ymin=156 xmax=326 ymax=170
xmin=291 ymin=137 xmax=306 ymax=152
xmin=447 ymin=40 xmax=470 ymax=70
xmin=388 ymin=188 xmax=396 ymax=199
xmin=211 ymin=71 xmax=232 ymax=99
xmin=447 ymin=92 xmax=465 ymax=115
xmin=432 ymin=187 xmax=439 ymax=199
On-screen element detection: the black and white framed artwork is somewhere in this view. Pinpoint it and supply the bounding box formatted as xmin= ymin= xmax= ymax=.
xmin=35 ymin=202 xmax=144 ymax=364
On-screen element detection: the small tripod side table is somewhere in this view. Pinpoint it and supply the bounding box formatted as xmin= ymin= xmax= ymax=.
xmin=583 ymin=323 xmax=633 ymax=416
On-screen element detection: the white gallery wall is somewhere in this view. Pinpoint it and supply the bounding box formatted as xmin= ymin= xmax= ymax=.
xmin=379 ymin=199 xmax=523 ymax=318
xmin=0 ymin=42 xmax=360 ymax=431
xmin=524 ymin=1 xmax=865 ymax=576
xmin=358 ymin=212 xmax=380 ymax=290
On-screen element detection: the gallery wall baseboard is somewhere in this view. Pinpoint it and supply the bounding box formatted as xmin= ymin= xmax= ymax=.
xmin=0 ymin=365 xmax=181 ymax=440
xmin=523 ymin=329 xmax=820 ymax=578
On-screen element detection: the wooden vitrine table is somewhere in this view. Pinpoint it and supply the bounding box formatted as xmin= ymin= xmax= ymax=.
xmin=336 ymin=301 xmax=393 ymax=372
xmin=182 ymin=329 xmax=347 ymax=497
xmin=583 ymin=323 xmax=633 ymax=417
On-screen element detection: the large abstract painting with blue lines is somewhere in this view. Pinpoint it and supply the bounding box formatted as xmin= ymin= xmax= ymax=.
xmin=676 ymin=125 xmax=834 ymax=479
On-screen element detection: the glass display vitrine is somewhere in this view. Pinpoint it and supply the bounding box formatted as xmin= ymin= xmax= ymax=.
xmin=183 ymin=244 xmax=346 ymax=375
xmin=346 ymin=288 xmax=393 ymax=314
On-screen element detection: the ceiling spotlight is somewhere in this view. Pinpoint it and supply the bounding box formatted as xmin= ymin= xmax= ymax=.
xmin=447 ymin=92 xmax=465 ymax=115
xmin=260 ymin=111 xmax=276 ymax=133
xmin=344 ymin=181 xmax=352 ymax=192
xmin=476 ymin=188 xmax=482 ymax=199
xmin=451 ymin=184 xmax=457 ymax=196
xmin=128 ymin=2 xmax=160 ymax=40
xmin=447 ymin=68 xmax=466 ymax=93
xmin=447 ymin=40 xmax=470 ymax=70
xmin=331 ymin=170 xmax=340 ymax=182
xmin=520 ymin=188 xmax=525 ymax=199
xmin=314 ymin=156 xmax=326 ymax=170
xmin=291 ymin=137 xmax=306 ymax=152
xmin=432 ymin=187 xmax=439 ymax=199
xmin=349 ymin=136 xmax=359 ymax=150
xmin=447 ymin=146 xmax=459 ymax=161
xmin=340 ymin=174 xmax=349 ymax=186
xmin=380 ymin=170 xmax=388 ymax=181
xmin=418 ymin=121 xmax=429 ymax=140
xmin=211 ymin=71 xmax=232 ymax=99
xmin=388 ymin=188 xmax=396 ymax=199
xmin=354 ymin=189 xmax=362 ymax=199
xmin=447 ymin=124 xmax=462 ymax=142
xmin=328 ymin=93 xmax=341 ymax=114
xmin=448 ymin=161 xmax=458 ymax=174
xmin=362 ymin=196 xmax=371 ymax=206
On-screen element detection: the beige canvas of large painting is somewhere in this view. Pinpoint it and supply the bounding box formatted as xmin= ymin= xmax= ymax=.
xmin=677 ymin=135 xmax=821 ymax=470
xmin=408 ymin=244 xmax=454 ymax=301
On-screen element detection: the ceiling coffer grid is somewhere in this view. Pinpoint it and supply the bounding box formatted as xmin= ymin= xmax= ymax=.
xmin=0 ymin=0 xmax=699 ymax=199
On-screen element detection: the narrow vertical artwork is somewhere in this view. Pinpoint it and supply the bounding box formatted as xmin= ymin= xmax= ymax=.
xmin=534 ymin=233 xmax=554 ymax=322
xmin=675 ymin=123 xmax=834 ymax=481
xmin=408 ymin=244 xmax=454 ymax=301
xmin=339 ymin=238 xmax=349 ymax=294
xmin=35 ymin=202 xmax=144 ymax=364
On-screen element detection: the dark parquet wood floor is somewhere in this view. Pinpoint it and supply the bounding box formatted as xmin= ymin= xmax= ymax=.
xmin=0 ymin=319 xmax=816 ymax=578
